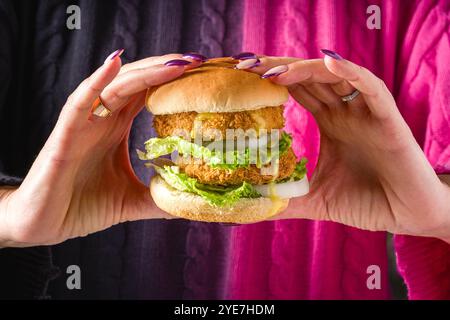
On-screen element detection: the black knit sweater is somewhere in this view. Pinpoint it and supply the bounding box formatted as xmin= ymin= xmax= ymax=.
xmin=0 ymin=0 xmax=242 ymax=299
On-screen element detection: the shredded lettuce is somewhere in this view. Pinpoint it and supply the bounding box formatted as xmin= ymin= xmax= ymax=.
xmin=140 ymin=136 xmax=212 ymax=160
xmin=138 ymin=132 xmax=293 ymax=170
xmin=148 ymin=158 xmax=307 ymax=206
xmin=211 ymin=131 xmax=293 ymax=170
xmin=208 ymin=148 xmax=251 ymax=170
xmin=277 ymin=158 xmax=308 ymax=183
xmin=278 ymin=131 xmax=292 ymax=154
xmin=153 ymin=165 xmax=261 ymax=207
xmin=138 ymin=132 xmax=308 ymax=206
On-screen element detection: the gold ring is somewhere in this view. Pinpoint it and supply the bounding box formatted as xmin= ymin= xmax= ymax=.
xmin=91 ymin=97 xmax=112 ymax=117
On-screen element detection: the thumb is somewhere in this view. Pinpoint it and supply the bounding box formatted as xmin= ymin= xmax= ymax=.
xmin=268 ymin=192 xmax=322 ymax=222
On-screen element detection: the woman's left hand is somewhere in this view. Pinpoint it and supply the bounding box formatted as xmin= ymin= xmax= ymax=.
xmin=0 ymin=53 xmax=202 ymax=247
xmin=240 ymin=52 xmax=450 ymax=240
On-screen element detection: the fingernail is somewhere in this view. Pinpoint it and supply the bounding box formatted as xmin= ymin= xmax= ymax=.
xmin=164 ymin=59 xmax=192 ymax=67
xmin=231 ymin=52 xmax=256 ymax=60
xmin=182 ymin=52 xmax=208 ymax=62
xmin=320 ymin=49 xmax=343 ymax=60
xmin=235 ymin=58 xmax=261 ymax=70
xmin=261 ymin=65 xmax=288 ymax=78
xmin=104 ymin=48 xmax=124 ymax=64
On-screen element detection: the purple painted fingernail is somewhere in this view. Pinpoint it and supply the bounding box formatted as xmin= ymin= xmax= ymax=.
xmin=182 ymin=52 xmax=208 ymax=62
xmin=104 ymin=48 xmax=124 ymax=64
xmin=231 ymin=52 xmax=257 ymax=60
xmin=320 ymin=49 xmax=343 ymax=60
xmin=235 ymin=58 xmax=261 ymax=70
xmin=261 ymin=65 xmax=289 ymax=78
xmin=164 ymin=59 xmax=192 ymax=67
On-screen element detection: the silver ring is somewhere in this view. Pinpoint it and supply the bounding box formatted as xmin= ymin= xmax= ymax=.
xmin=341 ymin=90 xmax=360 ymax=102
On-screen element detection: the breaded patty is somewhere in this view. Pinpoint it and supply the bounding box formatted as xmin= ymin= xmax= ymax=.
xmin=177 ymin=148 xmax=297 ymax=186
xmin=153 ymin=106 xmax=284 ymax=140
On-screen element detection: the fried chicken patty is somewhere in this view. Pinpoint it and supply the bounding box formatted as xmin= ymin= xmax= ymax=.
xmin=153 ymin=106 xmax=284 ymax=140
xmin=177 ymin=148 xmax=297 ymax=186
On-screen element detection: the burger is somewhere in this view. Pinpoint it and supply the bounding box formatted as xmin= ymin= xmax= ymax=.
xmin=137 ymin=57 xmax=309 ymax=223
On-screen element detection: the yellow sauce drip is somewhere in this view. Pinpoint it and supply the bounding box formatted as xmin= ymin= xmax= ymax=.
xmin=191 ymin=113 xmax=214 ymax=138
xmin=267 ymin=181 xmax=285 ymax=217
xmin=250 ymin=113 xmax=267 ymax=131
xmin=195 ymin=113 xmax=214 ymax=121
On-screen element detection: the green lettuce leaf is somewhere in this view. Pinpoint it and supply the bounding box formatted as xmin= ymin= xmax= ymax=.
xmin=208 ymin=147 xmax=251 ymax=170
xmin=278 ymin=131 xmax=292 ymax=154
xmin=211 ymin=131 xmax=293 ymax=170
xmin=153 ymin=165 xmax=261 ymax=207
xmin=277 ymin=158 xmax=308 ymax=183
xmin=138 ymin=132 xmax=293 ymax=170
xmin=139 ymin=136 xmax=212 ymax=160
xmin=291 ymin=158 xmax=307 ymax=180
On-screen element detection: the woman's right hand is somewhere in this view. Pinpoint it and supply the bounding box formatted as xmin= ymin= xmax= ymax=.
xmin=0 ymin=52 xmax=201 ymax=248
xmin=243 ymin=53 xmax=450 ymax=240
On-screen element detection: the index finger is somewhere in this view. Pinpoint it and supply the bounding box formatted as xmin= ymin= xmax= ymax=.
xmin=246 ymin=55 xmax=300 ymax=74
xmin=241 ymin=56 xmax=346 ymax=85
xmin=119 ymin=53 xmax=183 ymax=74
xmin=100 ymin=63 xmax=190 ymax=113
xmin=263 ymin=59 xmax=344 ymax=85
xmin=119 ymin=53 xmax=204 ymax=74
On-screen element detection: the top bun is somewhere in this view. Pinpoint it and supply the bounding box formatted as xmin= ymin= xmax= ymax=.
xmin=146 ymin=57 xmax=289 ymax=115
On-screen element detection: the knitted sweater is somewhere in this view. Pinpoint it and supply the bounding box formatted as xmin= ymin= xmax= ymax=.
xmin=227 ymin=0 xmax=450 ymax=300
xmin=0 ymin=0 xmax=448 ymax=300
xmin=0 ymin=0 xmax=243 ymax=299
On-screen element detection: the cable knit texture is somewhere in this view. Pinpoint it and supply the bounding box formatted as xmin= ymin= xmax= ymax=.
xmin=0 ymin=0 xmax=243 ymax=299
xmin=1 ymin=0 xmax=448 ymax=300
xmin=184 ymin=0 xmax=227 ymax=297
xmin=228 ymin=0 xmax=449 ymax=300
xmin=182 ymin=1 xmax=231 ymax=299
xmin=392 ymin=0 xmax=450 ymax=300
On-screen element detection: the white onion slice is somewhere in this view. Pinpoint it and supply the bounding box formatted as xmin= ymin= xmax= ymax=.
xmin=253 ymin=176 xmax=309 ymax=199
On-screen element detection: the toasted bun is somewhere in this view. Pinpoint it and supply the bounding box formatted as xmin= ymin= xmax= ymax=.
xmin=150 ymin=175 xmax=289 ymax=223
xmin=147 ymin=57 xmax=289 ymax=115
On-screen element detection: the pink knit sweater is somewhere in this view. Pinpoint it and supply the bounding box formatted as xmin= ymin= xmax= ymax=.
xmin=227 ymin=0 xmax=450 ymax=299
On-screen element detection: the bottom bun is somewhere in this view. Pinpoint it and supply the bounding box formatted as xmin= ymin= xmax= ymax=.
xmin=150 ymin=175 xmax=290 ymax=223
